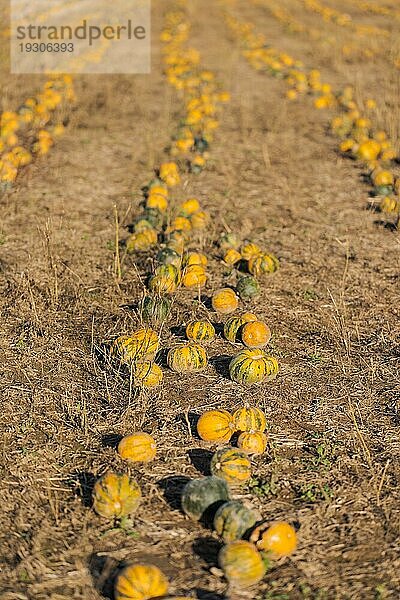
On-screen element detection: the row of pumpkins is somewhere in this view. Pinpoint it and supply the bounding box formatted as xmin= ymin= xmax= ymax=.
xmin=92 ymin=405 xmax=297 ymax=598
xmin=223 ymin=7 xmax=400 ymax=224
xmin=92 ymin=6 xmax=289 ymax=598
xmin=112 ymin=309 xmax=278 ymax=387
xmin=0 ymin=75 xmax=75 ymax=187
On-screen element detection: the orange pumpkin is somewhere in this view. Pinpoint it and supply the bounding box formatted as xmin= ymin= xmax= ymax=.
xmin=92 ymin=472 xmax=141 ymax=519
xmin=241 ymin=321 xmax=271 ymax=348
xmin=197 ymin=409 xmax=235 ymax=443
xmin=237 ymin=431 xmax=267 ymax=455
xmin=114 ymin=564 xmax=169 ymax=600
xmin=211 ymin=288 xmax=239 ymax=314
xmin=250 ymin=521 xmax=297 ymax=558
xmin=118 ymin=432 xmax=157 ymax=462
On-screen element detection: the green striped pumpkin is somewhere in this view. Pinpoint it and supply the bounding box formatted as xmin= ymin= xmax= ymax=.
xmin=167 ymin=343 xmax=207 ymax=373
xmin=112 ymin=329 xmax=159 ymax=364
xmin=224 ymin=313 xmax=257 ymax=343
xmin=140 ymin=295 xmax=171 ymax=325
xmin=182 ymin=476 xmax=230 ymax=521
xmin=92 ymin=472 xmax=141 ymax=519
xmin=232 ymin=406 xmax=267 ymax=432
xmin=157 ymin=247 xmax=182 ymax=269
xmin=214 ymin=501 xmax=258 ymax=542
xmin=229 ymin=350 xmax=279 ymax=385
xmin=186 ymin=320 xmax=215 ymax=342
xmin=210 ymin=447 xmax=252 ymax=485
xmin=236 ymin=275 xmax=260 ymax=300
xmin=248 ymin=252 xmax=279 ymax=277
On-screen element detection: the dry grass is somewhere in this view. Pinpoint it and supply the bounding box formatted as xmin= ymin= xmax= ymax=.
xmin=1 ymin=1 xmax=400 ymax=599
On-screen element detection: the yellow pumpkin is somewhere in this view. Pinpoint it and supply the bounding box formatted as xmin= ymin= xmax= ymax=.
xmin=146 ymin=193 xmax=168 ymax=212
xmin=170 ymin=216 xmax=192 ymax=233
xmin=179 ymin=197 xmax=200 ymax=216
xmin=381 ymin=196 xmax=400 ymax=214
xmin=248 ymin=253 xmax=279 ymax=277
xmin=210 ymin=447 xmax=252 ymax=484
xmin=148 ymin=265 xmax=180 ymax=295
xmin=218 ymin=541 xmax=266 ymax=588
xmin=223 ymin=248 xmax=242 ymax=265
xmin=126 ymin=229 xmax=158 ymax=253
xmin=372 ymin=170 xmax=394 ymax=187
xmin=167 ymin=343 xmax=208 ymax=373
xmin=190 ymin=210 xmax=209 ymax=229
xmin=240 ymin=242 xmax=262 ymax=261
xmin=182 ymin=265 xmax=207 ymax=288
xmin=93 ymin=472 xmax=141 ymax=519
xmin=356 ymin=139 xmax=381 ymax=161
xmin=197 ymin=409 xmax=235 ymax=443
xmin=241 ymin=321 xmax=271 ymax=348
xmin=238 ymin=431 xmax=267 ymax=455
xmin=232 ymin=406 xmax=267 ymax=432
xmin=113 ymin=329 xmax=159 ymax=364
xmin=133 ymin=362 xmax=163 ymax=387
xmin=118 ymin=432 xmax=157 ymax=462
xmin=183 ymin=251 xmax=208 ymax=268
xmin=211 ymin=288 xmax=239 ymax=314
xmin=114 ymin=564 xmax=169 ymax=600
xmin=159 ymin=161 xmax=180 ymax=187
xmin=186 ymin=320 xmax=215 ymax=342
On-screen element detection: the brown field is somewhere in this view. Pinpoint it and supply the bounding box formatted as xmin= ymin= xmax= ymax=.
xmin=1 ymin=1 xmax=399 ymax=599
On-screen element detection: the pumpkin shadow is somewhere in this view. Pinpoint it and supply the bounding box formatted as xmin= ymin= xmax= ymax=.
xmin=373 ymin=218 xmax=398 ymax=231
xmin=155 ymin=347 xmax=169 ymax=368
xmin=176 ymin=411 xmax=200 ymax=436
xmin=157 ymin=475 xmax=190 ymax=510
xmin=88 ymin=553 xmax=119 ymax=599
xmin=170 ymin=325 xmax=187 ymax=340
xmin=196 ymin=590 xmax=227 ymax=600
xmin=192 ymin=536 xmax=223 ymax=567
xmin=101 ymin=433 xmax=123 ymax=449
xmin=67 ymin=471 xmax=96 ymax=507
xmin=209 ymin=355 xmax=231 ymax=379
xmin=213 ymin=322 xmax=225 ymax=337
xmin=188 ymin=448 xmax=213 ymax=476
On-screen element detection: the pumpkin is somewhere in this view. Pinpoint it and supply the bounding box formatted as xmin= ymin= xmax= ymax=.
xmin=133 ymin=218 xmax=153 ymax=233
xmin=182 ymin=265 xmax=207 ymax=288
xmin=356 ymin=139 xmax=380 ymax=161
xmin=372 ymin=170 xmax=394 ymax=187
xmin=219 ymin=232 xmax=240 ymax=251
xmin=148 ymin=265 xmax=180 ymax=295
xmin=186 ymin=320 xmax=215 ymax=342
xmin=238 ymin=431 xmax=267 ymax=455
xmin=146 ymin=177 xmax=165 ymax=191
xmin=167 ymin=343 xmax=207 ymax=373
xmin=248 ymin=253 xmax=279 ymax=277
xmin=232 ymin=406 xmax=267 ymax=432
xmin=218 ymin=541 xmax=266 ymax=588
xmin=230 ymin=350 xmax=279 ymax=385
xmin=118 ymin=432 xmax=157 ymax=462
xmin=214 ymin=501 xmax=258 ymax=542
xmin=181 ymin=476 xmax=230 ymax=520
xmin=170 ymin=216 xmax=192 ymax=233
xmin=250 ymin=521 xmax=297 ymax=558
xmin=190 ymin=210 xmax=209 ymax=229
xmin=240 ymin=242 xmax=262 ymax=261
xmin=381 ymin=196 xmax=400 ymax=214
xmin=133 ymin=362 xmax=163 ymax=388
xmin=224 ymin=313 xmax=257 ymax=343
xmin=114 ymin=564 xmax=169 ymax=600
xmin=236 ymin=275 xmax=260 ymax=300
xmin=146 ymin=193 xmax=168 ymax=212
xmin=141 ymin=295 xmax=171 ymax=325
xmin=223 ymin=248 xmax=242 ymax=266
xmin=211 ymin=288 xmax=239 ymax=314
xmin=143 ymin=208 xmax=164 ymax=229
xmin=197 ymin=409 xmax=235 ymax=443
xmin=179 ymin=197 xmax=200 ymax=216
xmin=241 ymin=321 xmax=271 ymax=348
xmin=126 ymin=229 xmax=158 ymax=253
xmin=113 ymin=329 xmax=159 ymax=364
xmin=183 ymin=251 xmax=208 ymax=268
xmin=157 ymin=247 xmax=182 ymax=269
xmin=148 ymin=184 xmax=168 ymax=198
xmin=210 ymin=447 xmax=252 ymax=485
xmin=93 ymin=472 xmax=141 ymax=519
xmin=159 ymin=161 xmax=180 ymax=186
